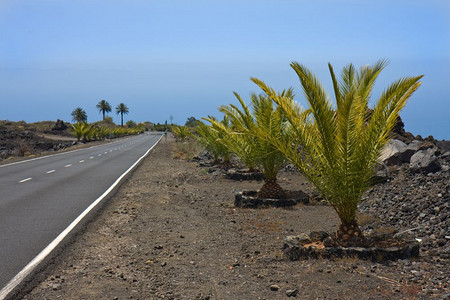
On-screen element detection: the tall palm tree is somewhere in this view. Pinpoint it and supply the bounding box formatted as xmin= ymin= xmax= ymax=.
xmin=252 ymin=60 xmax=422 ymax=246
xmin=115 ymin=103 xmax=129 ymax=127
xmin=71 ymin=107 xmax=87 ymax=123
xmin=96 ymin=99 xmax=112 ymax=120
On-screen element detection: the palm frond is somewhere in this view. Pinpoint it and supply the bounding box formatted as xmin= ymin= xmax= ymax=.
xmin=252 ymin=61 xmax=423 ymax=226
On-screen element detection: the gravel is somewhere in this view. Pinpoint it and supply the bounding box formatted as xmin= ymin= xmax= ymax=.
xmin=17 ymin=136 xmax=450 ymax=299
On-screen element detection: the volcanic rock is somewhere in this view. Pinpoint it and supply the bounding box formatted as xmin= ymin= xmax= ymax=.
xmin=283 ymin=231 xmax=420 ymax=262
xmin=380 ymin=139 xmax=420 ymax=166
xmin=234 ymin=190 xmax=309 ymax=208
xmin=52 ymin=119 xmax=68 ymax=131
xmin=409 ymin=148 xmax=441 ymax=173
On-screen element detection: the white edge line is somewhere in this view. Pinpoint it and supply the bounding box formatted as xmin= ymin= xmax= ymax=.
xmin=0 ymin=135 xmax=162 ymax=300
xmin=19 ymin=178 xmax=32 ymax=183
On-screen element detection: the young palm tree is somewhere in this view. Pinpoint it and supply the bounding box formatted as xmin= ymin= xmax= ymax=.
xmin=72 ymin=121 xmax=92 ymax=142
xmin=251 ymin=60 xmax=422 ymax=246
xmin=172 ymin=125 xmax=191 ymax=141
xmin=71 ymin=107 xmax=87 ymax=123
xmin=192 ymin=118 xmax=232 ymax=165
xmin=209 ymin=90 xmax=293 ymax=199
xmin=96 ymin=99 xmax=112 ymax=120
xmin=115 ymin=103 xmax=129 ymax=127
xmin=206 ymin=116 xmax=258 ymax=172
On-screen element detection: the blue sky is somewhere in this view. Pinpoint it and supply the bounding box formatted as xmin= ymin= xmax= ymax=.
xmin=0 ymin=0 xmax=449 ymax=139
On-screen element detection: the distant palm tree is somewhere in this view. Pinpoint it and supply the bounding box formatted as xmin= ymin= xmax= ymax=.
xmin=115 ymin=103 xmax=129 ymax=127
xmin=71 ymin=107 xmax=87 ymax=123
xmin=96 ymin=99 xmax=112 ymax=120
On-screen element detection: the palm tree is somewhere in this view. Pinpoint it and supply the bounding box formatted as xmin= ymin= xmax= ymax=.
xmin=115 ymin=103 xmax=129 ymax=127
xmin=71 ymin=107 xmax=87 ymax=123
xmin=172 ymin=125 xmax=191 ymax=141
xmin=71 ymin=121 xmax=92 ymax=142
xmin=192 ymin=117 xmax=232 ymax=165
xmin=96 ymin=99 xmax=112 ymax=120
xmin=207 ymin=89 xmax=293 ymax=199
xmin=252 ymin=60 xmax=422 ymax=246
xmin=207 ymin=115 xmax=258 ymax=172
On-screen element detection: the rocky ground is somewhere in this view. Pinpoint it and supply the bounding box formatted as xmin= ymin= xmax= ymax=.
xmin=0 ymin=120 xmax=75 ymax=161
xmin=19 ymin=135 xmax=449 ymax=300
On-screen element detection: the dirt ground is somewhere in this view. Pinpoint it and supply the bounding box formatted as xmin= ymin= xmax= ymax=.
xmin=21 ymin=136 xmax=446 ymax=299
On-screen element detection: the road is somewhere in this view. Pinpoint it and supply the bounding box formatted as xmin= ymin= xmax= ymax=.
xmin=0 ymin=132 xmax=162 ymax=297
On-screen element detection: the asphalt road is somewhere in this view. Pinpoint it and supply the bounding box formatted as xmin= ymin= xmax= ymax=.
xmin=0 ymin=132 xmax=161 ymax=294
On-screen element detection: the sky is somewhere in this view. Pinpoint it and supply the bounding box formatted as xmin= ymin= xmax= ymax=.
xmin=0 ymin=0 xmax=449 ymax=139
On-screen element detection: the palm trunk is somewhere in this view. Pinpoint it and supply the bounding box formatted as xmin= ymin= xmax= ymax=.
xmin=257 ymin=178 xmax=286 ymax=199
xmin=335 ymin=219 xmax=366 ymax=247
xmin=121 ymin=114 xmax=123 ymax=127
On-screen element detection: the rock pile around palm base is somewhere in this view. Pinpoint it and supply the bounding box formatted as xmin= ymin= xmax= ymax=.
xmin=283 ymin=231 xmax=420 ymax=262
xmin=234 ymin=190 xmax=310 ymax=208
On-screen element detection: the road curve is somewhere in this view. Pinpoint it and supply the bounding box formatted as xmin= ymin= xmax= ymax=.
xmin=0 ymin=132 xmax=162 ymax=298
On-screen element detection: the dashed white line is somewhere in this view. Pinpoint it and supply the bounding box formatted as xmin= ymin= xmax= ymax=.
xmin=89 ymin=157 xmax=94 ymax=159
xmin=79 ymin=160 xmax=85 ymax=163
xmin=0 ymin=135 xmax=163 ymax=300
xmin=19 ymin=178 xmax=32 ymax=183
xmin=98 ymin=154 xmax=102 ymax=157
xmin=65 ymin=164 xmax=72 ymax=168
xmin=46 ymin=170 xmax=56 ymax=174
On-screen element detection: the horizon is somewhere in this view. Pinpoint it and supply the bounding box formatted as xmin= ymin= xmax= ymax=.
xmin=1 ymin=1 xmax=449 ymax=139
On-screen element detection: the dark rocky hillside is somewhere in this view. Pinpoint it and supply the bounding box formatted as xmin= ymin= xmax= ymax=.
xmin=0 ymin=120 xmax=75 ymax=160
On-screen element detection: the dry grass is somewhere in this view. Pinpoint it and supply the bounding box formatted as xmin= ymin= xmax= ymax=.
xmin=175 ymin=138 xmax=203 ymax=160
xmin=172 ymin=151 xmax=185 ymax=160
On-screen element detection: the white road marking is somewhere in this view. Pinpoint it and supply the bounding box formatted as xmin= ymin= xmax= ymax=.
xmin=79 ymin=160 xmax=85 ymax=163
xmin=98 ymin=154 xmax=102 ymax=157
xmin=89 ymin=157 xmax=94 ymax=159
xmin=104 ymin=152 xmax=108 ymax=154
xmin=109 ymin=150 xmax=112 ymax=152
xmin=0 ymin=139 xmax=122 ymax=168
xmin=46 ymin=170 xmax=56 ymax=174
xmin=19 ymin=178 xmax=32 ymax=183
xmin=65 ymin=164 xmax=72 ymax=168
xmin=0 ymin=135 xmax=163 ymax=300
